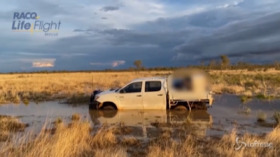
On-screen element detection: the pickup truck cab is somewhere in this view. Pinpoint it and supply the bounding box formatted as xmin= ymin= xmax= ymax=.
xmin=90 ymin=73 xmax=213 ymax=110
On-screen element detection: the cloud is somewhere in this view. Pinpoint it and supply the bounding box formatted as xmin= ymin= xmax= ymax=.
xmin=17 ymin=58 xmax=56 ymax=68
xmin=101 ymin=6 xmax=119 ymax=12
xmin=90 ymin=60 xmax=126 ymax=67
xmin=1 ymin=0 xmax=280 ymax=72
xmin=39 ymin=6 xmax=280 ymax=68
xmin=173 ymin=11 xmax=280 ymax=62
xmin=32 ymin=59 xmax=56 ymax=68
xmin=33 ymin=62 xmax=54 ymax=68
xmin=112 ymin=60 xmax=125 ymax=67
xmin=218 ymin=0 xmax=244 ymax=8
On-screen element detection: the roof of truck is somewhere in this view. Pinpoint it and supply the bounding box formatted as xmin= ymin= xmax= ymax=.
xmin=131 ymin=77 xmax=166 ymax=82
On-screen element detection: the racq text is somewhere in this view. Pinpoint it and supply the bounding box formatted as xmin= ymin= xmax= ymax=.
xmin=12 ymin=12 xmax=61 ymax=33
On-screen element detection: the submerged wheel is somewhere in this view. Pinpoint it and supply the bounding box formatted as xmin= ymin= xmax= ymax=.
xmin=102 ymin=105 xmax=116 ymax=110
xmin=173 ymin=105 xmax=188 ymax=110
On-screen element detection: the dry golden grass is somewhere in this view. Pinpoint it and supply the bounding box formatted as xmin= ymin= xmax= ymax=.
xmin=147 ymin=135 xmax=199 ymax=157
xmin=0 ymin=122 xmax=91 ymax=157
xmin=209 ymin=127 xmax=280 ymax=157
xmin=0 ymin=115 xmax=26 ymax=141
xmin=0 ymin=69 xmax=279 ymax=104
xmin=0 ymin=118 xmax=279 ymax=157
xmin=147 ymin=127 xmax=280 ymax=157
xmin=209 ymin=68 xmax=280 ymax=75
xmin=0 ymin=71 xmax=171 ymax=104
xmin=94 ymin=148 xmax=128 ymax=157
xmin=0 ymin=120 xmax=127 ymax=157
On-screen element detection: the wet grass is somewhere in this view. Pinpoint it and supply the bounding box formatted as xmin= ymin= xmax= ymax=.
xmin=255 ymin=94 xmax=276 ymax=100
xmin=257 ymin=111 xmax=267 ymax=122
xmin=240 ymin=95 xmax=252 ymax=104
xmin=0 ymin=115 xmax=26 ymax=141
xmin=65 ymin=94 xmax=90 ymax=105
xmin=273 ymin=112 xmax=280 ymax=124
xmin=1 ymin=114 xmax=280 ymax=157
xmin=238 ymin=106 xmax=251 ymax=115
xmin=210 ymin=70 xmax=280 ymax=99
xmin=53 ymin=117 xmax=63 ymax=125
xmin=71 ymin=113 xmax=81 ymax=121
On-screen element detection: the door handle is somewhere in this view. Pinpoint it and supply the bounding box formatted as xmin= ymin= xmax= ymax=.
xmin=136 ymin=95 xmax=142 ymax=97
xmin=158 ymin=94 xmax=163 ymax=96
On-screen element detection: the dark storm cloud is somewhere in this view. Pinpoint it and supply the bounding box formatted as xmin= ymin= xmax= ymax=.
xmin=65 ymin=6 xmax=280 ymax=67
xmin=198 ymin=47 xmax=280 ymax=62
xmin=95 ymin=8 xmax=248 ymax=46
xmin=99 ymin=29 xmax=190 ymax=48
xmin=101 ymin=6 xmax=119 ymax=12
xmin=174 ymin=11 xmax=280 ymax=62
xmin=2 ymin=0 xmax=280 ymax=72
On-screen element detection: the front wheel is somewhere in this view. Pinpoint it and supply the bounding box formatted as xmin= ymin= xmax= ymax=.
xmin=102 ymin=105 xmax=116 ymax=110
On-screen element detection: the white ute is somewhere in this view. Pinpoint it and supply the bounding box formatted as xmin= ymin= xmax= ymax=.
xmin=89 ymin=73 xmax=213 ymax=110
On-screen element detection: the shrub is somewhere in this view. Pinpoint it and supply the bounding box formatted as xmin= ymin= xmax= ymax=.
xmin=273 ymin=112 xmax=280 ymax=124
xmin=257 ymin=111 xmax=267 ymax=122
xmin=240 ymin=95 xmax=252 ymax=104
xmin=71 ymin=113 xmax=80 ymax=121
xmin=54 ymin=117 xmax=63 ymax=125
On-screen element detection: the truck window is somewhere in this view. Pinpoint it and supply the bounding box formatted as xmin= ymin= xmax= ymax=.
xmin=122 ymin=82 xmax=142 ymax=93
xmin=145 ymin=81 xmax=161 ymax=92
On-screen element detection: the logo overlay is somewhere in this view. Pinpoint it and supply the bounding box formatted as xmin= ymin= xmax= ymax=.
xmin=235 ymin=137 xmax=273 ymax=151
xmin=12 ymin=12 xmax=61 ymax=36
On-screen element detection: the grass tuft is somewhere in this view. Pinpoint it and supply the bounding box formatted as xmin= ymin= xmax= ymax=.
xmin=0 ymin=115 xmax=26 ymax=141
xmin=257 ymin=111 xmax=267 ymax=122
xmin=71 ymin=113 xmax=80 ymax=121
xmin=273 ymin=111 xmax=280 ymax=125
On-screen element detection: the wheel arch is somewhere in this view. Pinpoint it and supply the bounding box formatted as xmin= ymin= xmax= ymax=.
xmin=100 ymin=101 xmax=118 ymax=110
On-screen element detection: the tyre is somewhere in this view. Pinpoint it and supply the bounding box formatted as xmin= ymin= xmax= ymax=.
xmin=102 ymin=105 xmax=116 ymax=110
xmin=173 ymin=105 xmax=188 ymax=110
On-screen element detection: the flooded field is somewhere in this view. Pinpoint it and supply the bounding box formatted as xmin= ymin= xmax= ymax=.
xmin=0 ymin=94 xmax=279 ymax=138
xmin=0 ymin=94 xmax=280 ymax=156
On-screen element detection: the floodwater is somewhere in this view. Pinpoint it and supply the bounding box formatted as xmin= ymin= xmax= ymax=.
xmin=0 ymin=94 xmax=279 ymax=138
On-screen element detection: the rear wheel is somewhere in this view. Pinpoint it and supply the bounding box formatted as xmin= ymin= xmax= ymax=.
xmin=173 ymin=105 xmax=188 ymax=110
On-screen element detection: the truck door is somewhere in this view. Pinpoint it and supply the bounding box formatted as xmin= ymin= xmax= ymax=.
xmin=143 ymin=80 xmax=166 ymax=109
xmin=118 ymin=81 xmax=144 ymax=109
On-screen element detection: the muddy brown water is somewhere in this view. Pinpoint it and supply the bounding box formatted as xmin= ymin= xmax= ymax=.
xmin=0 ymin=94 xmax=279 ymax=138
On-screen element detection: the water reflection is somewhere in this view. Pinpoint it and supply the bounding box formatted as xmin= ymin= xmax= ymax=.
xmin=1 ymin=94 xmax=278 ymax=137
xmin=89 ymin=109 xmax=213 ymax=138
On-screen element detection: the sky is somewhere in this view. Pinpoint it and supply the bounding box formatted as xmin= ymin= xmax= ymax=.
xmin=1 ymin=0 xmax=280 ymax=72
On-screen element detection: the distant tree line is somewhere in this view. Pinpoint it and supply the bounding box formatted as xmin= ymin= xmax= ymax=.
xmin=1 ymin=56 xmax=280 ymax=74
xmin=201 ymin=55 xmax=280 ymax=71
